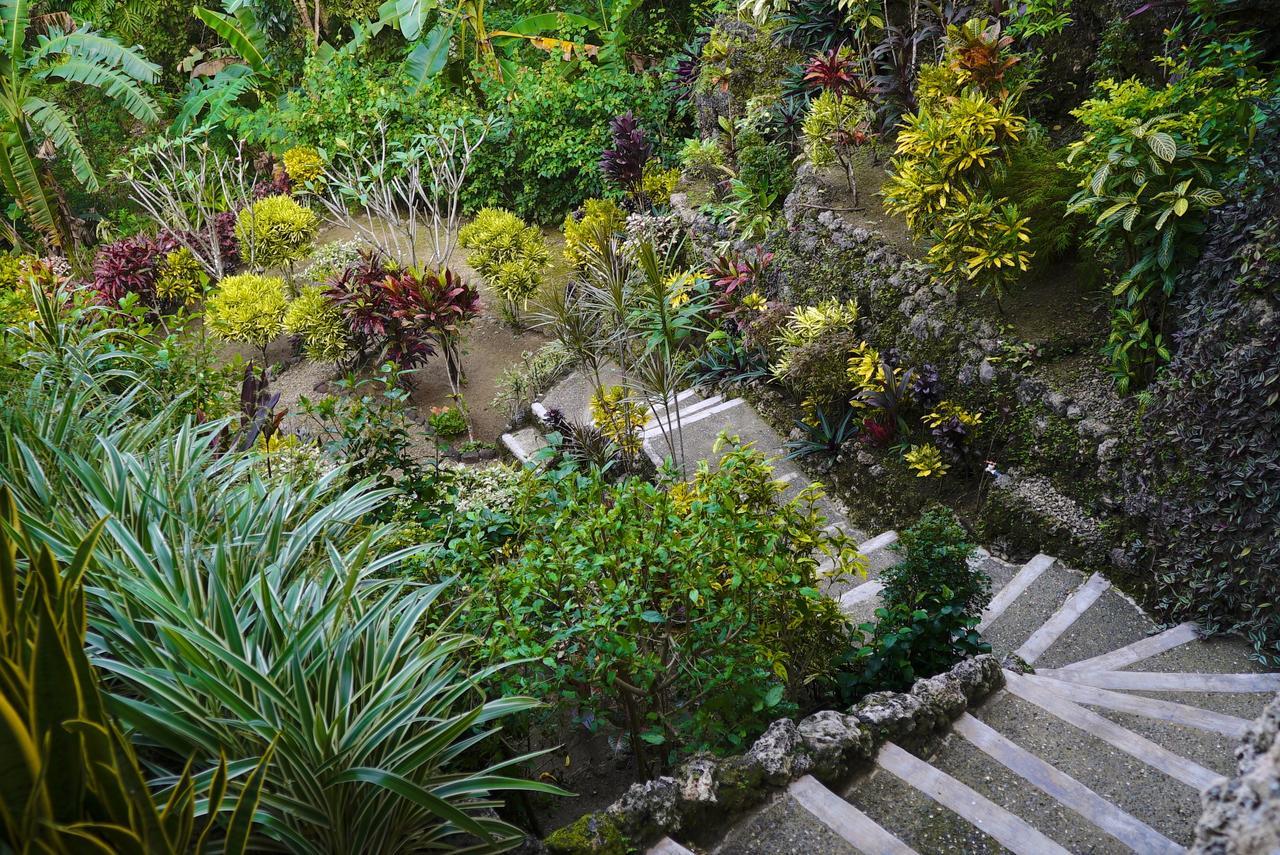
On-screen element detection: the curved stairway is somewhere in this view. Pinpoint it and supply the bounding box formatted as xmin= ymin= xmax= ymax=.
xmin=506 ymin=379 xmax=1278 ymax=853
xmin=650 ymin=543 xmax=1280 ymax=855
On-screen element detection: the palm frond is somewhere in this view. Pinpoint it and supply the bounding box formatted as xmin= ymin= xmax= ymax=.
xmin=28 ymin=29 xmax=159 ymax=84
xmin=1 ymin=0 xmax=32 ymax=69
xmin=23 ymin=95 xmax=94 ymax=188
xmin=0 ymin=126 xmax=65 ymax=246
xmin=34 ymin=57 xmax=158 ymax=122
xmin=193 ymin=6 xmax=268 ymax=77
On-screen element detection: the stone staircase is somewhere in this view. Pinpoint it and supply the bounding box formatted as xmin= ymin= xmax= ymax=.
xmin=647 ymin=546 xmax=1280 ymax=855
xmin=508 ymin=377 xmax=1279 ymax=854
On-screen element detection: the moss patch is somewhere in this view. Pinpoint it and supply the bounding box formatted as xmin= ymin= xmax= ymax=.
xmin=545 ymin=812 xmax=630 ymax=855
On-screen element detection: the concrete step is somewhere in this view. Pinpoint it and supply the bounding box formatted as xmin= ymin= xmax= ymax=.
xmin=979 ymin=558 xmax=1084 ymax=657
xmin=969 ymin=679 xmax=1208 ymax=843
xmin=789 ymin=775 xmax=917 ymax=855
xmin=500 ymin=427 xmax=545 ymax=463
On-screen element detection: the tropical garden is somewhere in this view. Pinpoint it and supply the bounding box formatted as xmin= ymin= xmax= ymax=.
xmin=0 ymin=0 xmax=1277 ymax=849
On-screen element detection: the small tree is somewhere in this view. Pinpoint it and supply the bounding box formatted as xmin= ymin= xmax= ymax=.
xmin=317 ymin=119 xmax=491 ymax=269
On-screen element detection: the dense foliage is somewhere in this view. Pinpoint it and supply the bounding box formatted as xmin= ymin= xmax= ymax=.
xmin=1125 ymin=113 xmax=1280 ymax=663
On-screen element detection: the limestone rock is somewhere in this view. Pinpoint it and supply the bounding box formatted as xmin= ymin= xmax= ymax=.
xmin=799 ymin=710 xmax=873 ymax=780
xmin=607 ymin=776 xmax=683 ymax=839
xmin=744 ymin=719 xmax=813 ymax=785
xmin=1193 ymin=694 xmax=1280 ymax=855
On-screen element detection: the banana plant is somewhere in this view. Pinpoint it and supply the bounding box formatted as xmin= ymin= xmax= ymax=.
xmin=0 ymin=1 xmax=159 ymax=249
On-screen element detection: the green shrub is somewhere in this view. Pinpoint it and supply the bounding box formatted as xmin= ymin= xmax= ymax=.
xmin=562 ymin=197 xmax=628 ymax=269
xmin=678 ymin=136 xmax=725 ymax=176
xmin=427 ymin=404 xmax=468 ymax=437
xmin=884 ymin=508 xmax=987 ymax=614
xmin=838 ymin=600 xmax=990 ymax=698
xmin=1064 ymin=41 xmax=1268 ymax=390
xmin=435 ymin=442 xmax=856 ymax=764
xmin=459 ymin=208 xmax=549 ymax=321
xmin=235 ymin=194 xmax=319 ymax=271
xmin=284 ymin=285 xmax=350 ymax=363
xmin=989 ymin=132 xmax=1079 ymax=263
xmin=737 ymin=130 xmax=794 ymax=205
xmin=479 ymin=61 xmax=671 ymax=222
xmin=832 ymin=508 xmax=989 ymax=700
xmin=206 ymin=273 xmax=288 ymax=357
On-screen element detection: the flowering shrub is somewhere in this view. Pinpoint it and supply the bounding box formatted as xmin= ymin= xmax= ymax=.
xmin=205 ymin=273 xmax=288 ymax=358
xmin=235 ymin=195 xmax=319 ymax=271
xmin=427 ymin=405 xmax=468 ymax=437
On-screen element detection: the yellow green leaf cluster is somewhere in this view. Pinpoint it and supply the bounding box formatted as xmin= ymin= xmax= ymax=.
xmin=236 ymin=194 xmax=319 ymax=271
xmin=562 ymin=198 xmax=626 ymax=269
xmin=155 ymin=247 xmax=209 ymax=306
xmin=905 ymin=443 xmax=949 ymax=478
xmin=206 ymin=273 xmax=288 ymax=350
xmin=283 ymin=145 xmax=325 ymax=186
xmin=590 ymin=385 xmax=647 ymax=456
xmin=284 ymin=285 xmax=350 ymax=363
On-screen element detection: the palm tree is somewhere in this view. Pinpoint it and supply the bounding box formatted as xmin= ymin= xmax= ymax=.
xmin=0 ymin=3 xmax=159 ymax=250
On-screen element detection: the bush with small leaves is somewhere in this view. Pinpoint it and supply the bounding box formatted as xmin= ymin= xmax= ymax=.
xmin=563 ymin=198 xmax=627 ymax=269
xmin=678 ymin=137 xmax=724 ymax=176
xmin=428 ymin=405 xmax=468 ymax=437
xmin=206 ymin=273 xmax=288 ymax=358
xmin=285 ymin=285 xmax=350 ymax=364
xmin=235 ymin=194 xmax=319 ymax=272
xmin=459 ymin=208 xmax=548 ymax=322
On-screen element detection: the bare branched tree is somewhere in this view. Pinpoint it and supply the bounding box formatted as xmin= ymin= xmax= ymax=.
xmin=116 ymin=133 xmax=258 ymax=279
xmin=317 ymin=118 xmax=491 ymax=269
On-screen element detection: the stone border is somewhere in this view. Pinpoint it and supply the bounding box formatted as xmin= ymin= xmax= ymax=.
xmin=1193 ymin=692 xmax=1280 ymax=854
xmin=544 ymin=654 xmax=1005 ymax=854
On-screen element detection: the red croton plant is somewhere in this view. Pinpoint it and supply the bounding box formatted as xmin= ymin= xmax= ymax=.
xmin=328 ymin=250 xmax=480 ymax=381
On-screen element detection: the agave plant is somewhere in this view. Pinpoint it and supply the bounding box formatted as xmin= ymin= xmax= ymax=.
xmin=785 ymin=404 xmax=859 ymax=459
xmin=0 ymin=6 xmax=159 ymax=249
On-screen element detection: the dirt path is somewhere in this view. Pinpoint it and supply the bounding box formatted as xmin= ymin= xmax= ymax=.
xmin=221 ymin=220 xmax=568 ymax=450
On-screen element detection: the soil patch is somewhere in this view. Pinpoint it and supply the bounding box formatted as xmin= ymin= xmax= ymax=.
xmin=811 ymin=154 xmax=922 ymax=260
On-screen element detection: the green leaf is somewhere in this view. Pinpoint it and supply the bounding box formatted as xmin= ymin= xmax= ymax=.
xmin=404 ymin=24 xmax=450 ymax=92
xmin=1147 ymin=131 xmax=1177 ymax=163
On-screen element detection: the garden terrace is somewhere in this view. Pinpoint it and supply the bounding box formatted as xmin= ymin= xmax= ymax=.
xmin=0 ymin=0 xmax=1278 ymax=852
